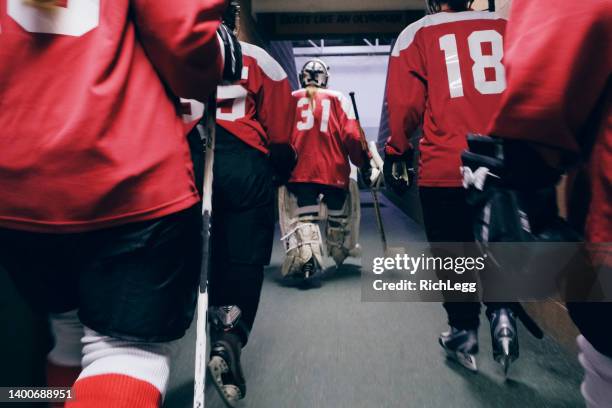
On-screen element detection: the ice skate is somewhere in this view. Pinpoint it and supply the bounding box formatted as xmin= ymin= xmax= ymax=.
xmin=489 ymin=308 xmax=519 ymax=377
xmin=208 ymin=333 xmax=246 ymax=408
xmin=439 ymin=327 xmax=479 ymax=372
xmin=301 ymin=256 xmax=320 ymax=279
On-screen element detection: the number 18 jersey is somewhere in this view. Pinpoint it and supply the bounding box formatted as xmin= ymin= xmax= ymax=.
xmin=385 ymin=11 xmax=507 ymax=187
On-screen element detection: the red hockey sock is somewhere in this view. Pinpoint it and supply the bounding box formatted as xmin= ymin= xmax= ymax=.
xmin=66 ymin=374 xmax=161 ymax=408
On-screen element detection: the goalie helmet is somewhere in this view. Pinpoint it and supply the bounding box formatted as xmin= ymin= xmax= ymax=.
xmin=426 ymin=0 xmax=474 ymax=13
xmin=299 ymin=58 xmax=329 ymax=88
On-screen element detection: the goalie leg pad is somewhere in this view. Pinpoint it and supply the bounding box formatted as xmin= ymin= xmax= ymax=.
xmin=324 ymin=181 xmax=361 ymax=265
xmin=326 ymin=212 xmax=351 ymax=266
xmin=346 ymin=180 xmax=362 ymax=257
xmin=281 ymin=219 xmax=324 ymax=278
xmin=279 ymin=185 xmax=325 ymax=278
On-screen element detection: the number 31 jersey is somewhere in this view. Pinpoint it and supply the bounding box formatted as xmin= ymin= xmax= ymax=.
xmin=216 ymin=42 xmax=295 ymax=153
xmin=385 ymin=11 xmax=507 ymax=187
xmin=289 ymin=88 xmax=366 ymax=189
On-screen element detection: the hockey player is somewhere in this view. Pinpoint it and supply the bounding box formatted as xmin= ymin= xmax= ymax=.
xmin=281 ymin=59 xmax=377 ymax=280
xmin=202 ymin=29 xmax=296 ymax=406
xmin=0 ymin=0 xmax=240 ymax=406
xmin=461 ymin=0 xmax=611 ymax=404
xmin=383 ymin=0 xmax=513 ymax=371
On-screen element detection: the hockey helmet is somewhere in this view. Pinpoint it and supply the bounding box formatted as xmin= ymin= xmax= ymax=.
xmin=426 ymin=0 xmax=474 ymax=13
xmin=299 ymin=58 xmax=330 ymax=88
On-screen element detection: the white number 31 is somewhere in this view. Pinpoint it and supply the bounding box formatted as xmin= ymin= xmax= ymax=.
xmin=8 ymin=0 xmax=100 ymax=37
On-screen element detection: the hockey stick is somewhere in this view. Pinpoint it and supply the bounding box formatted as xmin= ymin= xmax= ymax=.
xmin=193 ymin=94 xmax=217 ymax=408
xmin=348 ymin=92 xmax=388 ymax=254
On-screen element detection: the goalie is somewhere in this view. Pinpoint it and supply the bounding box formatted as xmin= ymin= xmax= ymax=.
xmin=279 ymin=59 xmax=381 ymax=281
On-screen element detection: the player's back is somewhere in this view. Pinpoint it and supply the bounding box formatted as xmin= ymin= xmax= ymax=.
xmin=216 ymin=42 xmax=293 ymax=153
xmin=290 ymin=88 xmax=358 ymax=188
xmin=0 ymin=1 xmax=223 ymax=232
xmin=388 ymin=10 xmax=507 ymax=187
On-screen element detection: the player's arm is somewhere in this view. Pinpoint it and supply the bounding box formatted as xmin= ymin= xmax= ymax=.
xmin=382 ymin=34 xmax=426 ymax=194
xmin=462 ymin=1 xmax=612 ymax=243
xmin=384 ymin=35 xmax=426 ymax=159
xmin=131 ymin=0 xmax=227 ymax=100
xmin=256 ymin=66 xmax=295 ymax=146
xmin=487 ymin=0 xmax=611 ymax=163
xmin=255 ymin=53 xmax=297 ymax=183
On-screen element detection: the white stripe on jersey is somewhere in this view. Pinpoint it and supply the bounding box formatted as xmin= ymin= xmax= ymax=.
xmin=391 ymin=11 xmax=506 ymax=57
xmin=241 ymin=42 xmax=287 ymax=81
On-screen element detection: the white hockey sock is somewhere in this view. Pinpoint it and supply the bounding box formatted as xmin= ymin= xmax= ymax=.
xmin=67 ymin=327 xmax=176 ymax=408
xmin=578 ymin=334 xmax=612 ymax=408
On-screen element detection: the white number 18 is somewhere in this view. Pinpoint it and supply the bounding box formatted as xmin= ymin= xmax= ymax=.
xmin=8 ymin=0 xmax=99 ymax=37
xmin=439 ymin=30 xmax=506 ymax=98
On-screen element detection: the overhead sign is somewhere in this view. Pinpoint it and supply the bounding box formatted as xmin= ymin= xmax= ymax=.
xmin=252 ymin=0 xmax=424 ymax=14
xmin=258 ymin=11 xmax=423 ymax=38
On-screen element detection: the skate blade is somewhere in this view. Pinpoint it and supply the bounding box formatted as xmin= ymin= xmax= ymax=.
xmin=208 ymin=356 xmax=243 ymax=408
xmin=499 ymin=356 xmax=511 ymax=377
xmin=446 ymin=350 xmax=478 ymax=372
xmin=494 ymin=337 xmax=516 ymax=378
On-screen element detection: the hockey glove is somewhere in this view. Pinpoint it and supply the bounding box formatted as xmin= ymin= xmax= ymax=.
xmin=460 ymin=134 xmax=579 ymax=243
xmin=217 ymin=23 xmax=242 ymax=82
xmin=268 ymin=143 xmax=297 ymax=186
xmin=383 ymin=151 xmax=414 ymax=196
xmin=360 ymin=141 xmax=384 ymax=188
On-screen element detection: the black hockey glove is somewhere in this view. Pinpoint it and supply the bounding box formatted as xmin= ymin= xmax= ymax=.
xmin=360 ymin=159 xmax=374 ymax=188
xmin=383 ymin=151 xmax=415 ymax=196
xmin=217 ymin=23 xmax=242 ymax=82
xmin=461 ymin=134 xmax=579 ymax=243
xmin=268 ymin=143 xmax=297 ymax=185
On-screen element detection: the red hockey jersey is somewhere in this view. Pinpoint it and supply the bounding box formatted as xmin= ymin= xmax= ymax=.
xmin=289 ymin=88 xmax=366 ymax=189
xmin=0 ymin=0 xmax=224 ymax=232
xmin=216 ymin=42 xmax=294 ymax=153
xmin=488 ymin=0 xmax=612 ymax=243
xmin=385 ymin=11 xmax=507 ymax=187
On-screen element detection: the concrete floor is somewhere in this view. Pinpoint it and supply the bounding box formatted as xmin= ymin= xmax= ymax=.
xmin=164 ymin=193 xmax=585 ymax=408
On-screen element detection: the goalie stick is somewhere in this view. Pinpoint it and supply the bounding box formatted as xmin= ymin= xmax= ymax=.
xmin=348 ymin=91 xmax=389 ymax=254
xmin=193 ymin=94 xmax=217 ymax=408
